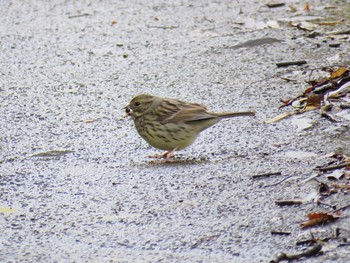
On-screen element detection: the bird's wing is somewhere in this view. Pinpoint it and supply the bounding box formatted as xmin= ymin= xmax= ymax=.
xmin=156 ymin=99 xmax=216 ymax=123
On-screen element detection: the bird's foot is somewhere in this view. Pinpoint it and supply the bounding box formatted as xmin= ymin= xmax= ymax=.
xmin=148 ymin=148 xmax=177 ymax=161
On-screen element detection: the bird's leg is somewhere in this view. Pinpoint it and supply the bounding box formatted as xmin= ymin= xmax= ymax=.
xmin=148 ymin=152 xmax=171 ymax=159
xmin=148 ymin=147 xmax=178 ymax=160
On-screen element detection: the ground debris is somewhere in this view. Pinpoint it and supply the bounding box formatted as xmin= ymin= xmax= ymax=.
xmin=276 ymin=60 xmax=307 ymax=67
xmin=251 ymin=171 xmax=282 ymax=179
xmin=68 ymin=13 xmax=90 ymax=19
xmin=275 ymin=200 xmax=303 ymax=206
xmin=270 ymin=244 xmax=322 ymax=263
xmin=32 ymin=150 xmax=75 ymax=157
xmin=270 ymin=230 xmax=291 ymax=236
xmin=315 ymin=153 xmax=350 ymax=194
xmin=266 ymin=2 xmax=285 ymax=8
xmin=300 ymin=212 xmax=340 ymax=229
xmin=266 ymin=66 xmax=350 ymax=123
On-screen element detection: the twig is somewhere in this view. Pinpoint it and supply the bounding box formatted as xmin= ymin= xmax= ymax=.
xmin=329 ymin=29 xmax=350 ymax=35
xmin=296 ymin=239 xmax=317 ymax=246
xmin=333 ymin=203 xmax=350 ymax=213
xmin=266 ymin=3 xmax=285 ymax=8
xmin=264 ymin=175 xmax=294 ymax=187
xmin=316 ymin=200 xmax=337 ymax=210
xmin=68 ymin=13 xmax=90 ymax=19
xmin=271 ymin=230 xmax=291 ymax=235
xmin=252 ymin=171 xmax=282 ymax=179
xmin=340 ymin=104 xmax=350 ymax=109
xmin=338 ymin=243 xmax=350 ymax=247
xmin=270 ymin=244 xmax=322 ymax=263
xmin=320 ymin=112 xmax=338 ymax=122
xmin=147 ymin=25 xmax=179 ymax=29
xmin=318 ymin=162 xmax=349 ymax=172
xmin=276 ymin=60 xmax=307 ymax=68
xmin=332 ymin=183 xmax=350 ymax=190
xmin=275 ymin=200 xmax=303 ymax=206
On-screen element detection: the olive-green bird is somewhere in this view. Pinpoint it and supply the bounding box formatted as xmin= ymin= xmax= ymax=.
xmin=125 ymin=94 xmax=255 ymax=159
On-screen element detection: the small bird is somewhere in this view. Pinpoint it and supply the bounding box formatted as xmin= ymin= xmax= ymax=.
xmin=125 ymin=94 xmax=255 ymax=159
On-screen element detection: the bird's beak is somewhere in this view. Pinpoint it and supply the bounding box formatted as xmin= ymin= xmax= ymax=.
xmin=124 ymin=106 xmax=133 ymax=117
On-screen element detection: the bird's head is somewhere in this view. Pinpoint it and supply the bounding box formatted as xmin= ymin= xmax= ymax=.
xmin=125 ymin=94 xmax=158 ymax=119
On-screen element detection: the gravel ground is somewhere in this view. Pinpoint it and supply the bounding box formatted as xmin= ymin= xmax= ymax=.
xmin=1 ymin=0 xmax=350 ymax=262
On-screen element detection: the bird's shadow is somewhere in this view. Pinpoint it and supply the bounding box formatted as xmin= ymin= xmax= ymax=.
xmin=146 ymin=155 xmax=209 ymax=166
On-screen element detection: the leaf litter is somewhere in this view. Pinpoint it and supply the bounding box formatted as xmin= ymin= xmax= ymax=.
xmin=266 ymin=66 xmax=350 ymax=124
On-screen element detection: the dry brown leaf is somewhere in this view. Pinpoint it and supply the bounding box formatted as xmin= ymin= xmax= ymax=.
xmin=305 ymin=94 xmax=322 ymax=108
xmin=330 ymin=67 xmax=348 ymax=79
xmin=301 ymin=212 xmax=340 ymax=229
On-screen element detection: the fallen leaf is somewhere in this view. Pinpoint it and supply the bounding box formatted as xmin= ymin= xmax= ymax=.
xmin=306 ymin=94 xmax=322 ymax=107
xmin=330 ymin=67 xmax=348 ymax=79
xmin=325 ymin=169 xmax=344 ymax=180
xmin=301 ymin=212 xmax=340 ymax=229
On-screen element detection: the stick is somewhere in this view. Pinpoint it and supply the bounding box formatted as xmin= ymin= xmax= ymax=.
xmin=266 ymin=3 xmax=285 ymax=8
xmin=270 ymin=230 xmax=291 ymax=235
xmin=276 ymin=60 xmax=307 ymax=68
xmin=68 ymin=13 xmax=90 ymax=19
xmin=264 ymin=175 xmax=294 ymax=187
xmin=252 ymin=172 xmax=282 ymax=179
xmin=333 ymin=203 xmax=350 ymax=213
xmin=275 ymin=200 xmax=303 ymax=206
xmin=270 ymin=244 xmax=322 ymax=263
xmin=316 ymin=200 xmax=337 ymax=210
xmin=318 ymin=162 xmax=349 ymax=172
xmin=147 ymin=25 xmax=179 ymax=29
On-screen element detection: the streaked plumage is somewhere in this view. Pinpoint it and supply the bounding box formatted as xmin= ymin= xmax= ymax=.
xmin=125 ymin=94 xmax=255 ymax=159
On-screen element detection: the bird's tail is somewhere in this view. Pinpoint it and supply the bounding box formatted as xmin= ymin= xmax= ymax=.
xmin=216 ymin=111 xmax=256 ymax=118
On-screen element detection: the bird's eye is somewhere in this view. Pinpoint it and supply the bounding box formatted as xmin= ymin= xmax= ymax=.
xmin=135 ymin=102 xmax=141 ymax=107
